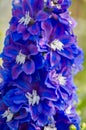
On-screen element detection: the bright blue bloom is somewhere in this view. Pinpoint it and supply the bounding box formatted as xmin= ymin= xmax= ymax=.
xmin=0 ymin=0 xmax=84 ymax=130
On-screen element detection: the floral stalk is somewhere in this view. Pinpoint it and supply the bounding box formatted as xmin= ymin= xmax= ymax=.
xmin=0 ymin=0 xmax=84 ymax=130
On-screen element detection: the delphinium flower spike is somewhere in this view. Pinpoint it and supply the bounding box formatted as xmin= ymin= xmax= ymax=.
xmin=0 ymin=0 xmax=84 ymax=130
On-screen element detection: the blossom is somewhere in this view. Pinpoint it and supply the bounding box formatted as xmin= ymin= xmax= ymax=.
xmin=2 ymin=81 xmax=56 ymax=126
xmin=16 ymin=50 xmax=26 ymax=64
xmin=39 ymin=30 xmax=80 ymax=60
xmin=50 ymin=39 xmax=64 ymax=51
xmin=3 ymin=40 xmax=39 ymax=79
xmin=54 ymin=110 xmax=74 ymax=130
xmin=45 ymin=68 xmax=77 ymax=109
xmin=59 ymin=11 xmax=77 ymax=28
xmin=12 ymin=74 xmax=57 ymax=126
xmin=45 ymin=0 xmax=71 ymax=14
xmin=0 ymin=99 xmax=31 ymax=130
xmin=10 ymin=0 xmax=49 ymax=41
xmin=0 ymin=0 xmax=83 ymax=129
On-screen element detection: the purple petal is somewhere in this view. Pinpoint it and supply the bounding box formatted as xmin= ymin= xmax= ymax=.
xmin=41 ymin=20 xmax=53 ymax=40
xmin=41 ymin=87 xmax=57 ymax=101
xmin=12 ymin=64 xmax=22 ymax=79
xmin=15 ymin=109 xmax=28 ymax=120
xmin=22 ymin=0 xmax=33 ymax=16
xmin=59 ymin=35 xmax=76 ymax=47
xmin=28 ymin=124 xmax=40 ymax=130
xmin=38 ymin=38 xmax=48 ymax=52
xmin=58 ymin=48 xmax=74 ymax=59
xmin=10 ymin=23 xmax=17 ymax=32
xmin=36 ymin=11 xmax=49 ymax=21
xmin=10 ymin=104 xmax=23 ymax=113
xmin=17 ymin=24 xmax=26 ymax=33
xmin=28 ymin=23 xmax=40 ymax=35
xmin=28 ymin=44 xmax=38 ymax=55
xmin=23 ymin=31 xmax=30 ymax=40
xmin=7 ymin=120 xmax=19 ymax=130
xmin=50 ymin=51 xmax=61 ymax=67
xmin=12 ymin=6 xmax=23 ymax=18
xmin=22 ymin=60 xmax=35 ymax=75
xmin=30 ymin=105 xmax=39 ymax=121
xmin=3 ymin=45 xmax=18 ymax=58
xmin=37 ymin=114 xmax=48 ymax=126
xmin=30 ymin=0 xmax=44 ymax=15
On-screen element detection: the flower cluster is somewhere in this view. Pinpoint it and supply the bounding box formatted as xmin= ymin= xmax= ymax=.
xmin=0 ymin=0 xmax=84 ymax=130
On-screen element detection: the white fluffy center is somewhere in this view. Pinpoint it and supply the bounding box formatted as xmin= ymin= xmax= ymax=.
xmin=25 ymin=90 xmax=40 ymax=106
xmin=44 ymin=126 xmax=57 ymax=130
xmin=19 ymin=11 xmax=31 ymax=25
xmin=2 ymin=109 xmax=13 ymax=122
xmin=50 ymin=39 xmax=64 ymax=51
xmin=16 ymin=51 xmax=26 ymax=64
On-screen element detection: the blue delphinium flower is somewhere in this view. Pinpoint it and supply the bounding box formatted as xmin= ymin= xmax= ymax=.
xmin=0 ymin=0 xmax=84 ymax=130
xmin=3 ymin=39 xmax=39 ymax=79
xmin=10 ymin=0 xmax=49 ymax=41
xmin=13 ymin=74 xmax=57 ymax=126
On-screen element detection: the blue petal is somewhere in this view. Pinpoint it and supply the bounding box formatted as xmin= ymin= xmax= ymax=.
xmin=32 ymin=54 xmax=44 ymax=69
xmin=37 ymin=113 xmax=48 ymax=126
xmin=12 ymin=31 xmax=22 ymax=42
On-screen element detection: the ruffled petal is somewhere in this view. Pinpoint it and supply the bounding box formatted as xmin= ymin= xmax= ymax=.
xmin=28 ymin=23 xmax=40 ymax=35
xmin=12 ymin=6 xmax=23 ymax=18
xmin=36 ymin=10 xmax=49 ymax=21
xmin=41 ymin=20 xmax=53 ymax=41
xmin=32 ymin=54 xmax=43 ymax=69
xmin=30 ymin=104 xmax=39 ymax=121
xmin=22 ymin=60 xmax=35 ymax=75
xmin=28 ymin=44 xmax=38 ymax=56
xmin=23 ymin=31 xmax=30 ymax=40
xmin=17 ymin=24 xmax=26 ymax=33
xmin=7 ymin=120 xmax=19 ymax=130
xmin=12 ymin=31 xmax=22 ymax=42
xmin=3 ymin=45 xmax=18 ymax=58
xmin=22 ymin=0 xmax=33 ymax=16
xmin=30 ymin=0 xmax=44 ymax=15
xmin=50 ymin=51 xmax=61 ymax=67
xmin=41 ymin=87 xmax=57 ymax=101
xmin=37 ymin=113 xmax=48 ymax=126
xmin=12 ymin=64 xmax=22 ymax=79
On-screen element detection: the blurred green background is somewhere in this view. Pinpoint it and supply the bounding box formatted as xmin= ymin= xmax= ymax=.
xmin=0 ymin=0 xmax=86 ymax=124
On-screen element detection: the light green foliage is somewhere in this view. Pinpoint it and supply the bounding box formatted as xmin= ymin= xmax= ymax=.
xmin=81 ymin=122 xmax=86 ymax=130
xmin=69 ymin=125 xmax=76 ymax=130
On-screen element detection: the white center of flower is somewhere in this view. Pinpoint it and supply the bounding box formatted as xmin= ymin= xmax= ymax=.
xmin=25 ymin=90 xmax=40 ymax=106
xmin=50 ymin=39 xmax=64 ymax=51
xmin=51 ymin=0 xmax=61 ymax=9
xmin=44 ymin=126 xmax=57 ymax=130
xmin=52 ymin=71 xmax=66 ymax=86
xmin=2 ymin=109 xmax=14 ymax=122
xmin=56 ymin=4 xmax=61 ymax=9
xmin=16 ymin=51 xmax=26 ymax=64
xmin=0 ymin=77 xmax=3 ymax=83
xmin=18 ymin=11 xmax=31 ymax=25
xmin=65 ymin=105 xmax=72 ymax=114
xmin=57 ymin=74 xmax=66 ymax=86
